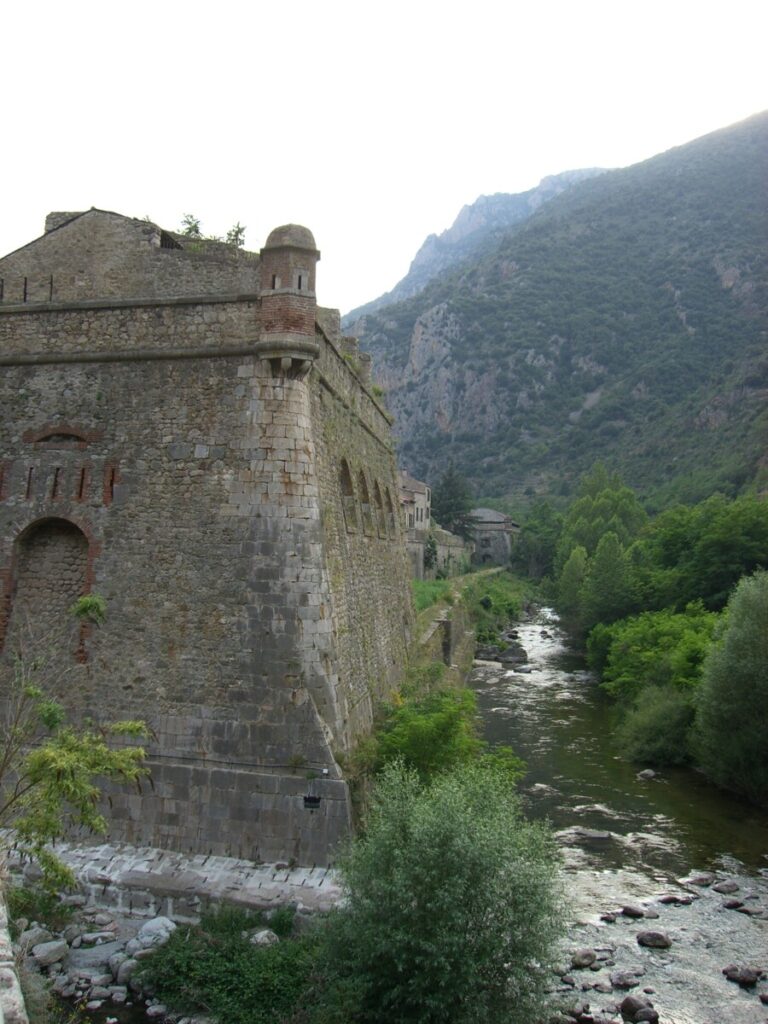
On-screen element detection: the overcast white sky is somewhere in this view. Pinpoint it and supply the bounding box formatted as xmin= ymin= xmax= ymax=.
xmin=2 ymin=0 xmax=766 ymax=313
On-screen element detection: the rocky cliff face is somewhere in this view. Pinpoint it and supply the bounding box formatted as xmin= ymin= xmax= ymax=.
xmin=351 ymin=113 xmax=768 ymax=508
xmin=343 ymin=169 xmax=604 ymax=324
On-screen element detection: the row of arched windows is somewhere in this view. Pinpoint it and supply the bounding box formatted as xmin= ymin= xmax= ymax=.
xmin=339 ymin=459 xmax=398 ymax=539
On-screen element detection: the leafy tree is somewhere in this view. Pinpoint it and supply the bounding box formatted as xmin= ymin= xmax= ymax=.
xmin=557 ymin=545 xmax=588 ymax=632
xmin=555 ymin=465 xmax=646 ymax=573
xmin=0 ymin=598 xmax=148 ymax=888
xmin=430 ymin=462 xmax=474 ymax=538
xmin=628 ymin=495 xmax=768 ymax=611
xmin=581 ymin=531 xmax=635 ymax=632
xmin=320 ymin=762 xmax=562 ymax=1024
xmin=180 ymin=213 xmax=202 ymax=238
xmin=694 ymin=570 xmax=768 ymax=804
xmin=514 ymin=499 xmax=563 ymax=579
xmin=680 ymin=495 xmax=768 ymax=609
xmin=587 ymin=603 xmax=718 ymax=700
xmin=226 ymin=222 xmax=247 ymax=248
xmin=614 ymin=687 xmax=696 ymax=767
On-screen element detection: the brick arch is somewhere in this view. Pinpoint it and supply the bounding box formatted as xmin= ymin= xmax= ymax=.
xmin=23 ymin=423 xmax=103 ymax=449
xmin=0 ymin=515 xmax=99 ymax=659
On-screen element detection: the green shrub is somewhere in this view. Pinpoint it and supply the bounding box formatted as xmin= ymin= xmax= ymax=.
xmin=6 ymin=885 xmax=73 ymax=934
xmin=372 ymin=689 xmax=524 ymax=784
xmin=139 ymin=915 xmax=316 ymax=1024
xmin=317 ymin=762 xmax=563 ymax=1024
xmin=694 ymin=570 xmax=768 ymax=804
xmin=615 ymin=687 xmax=696 ymax=766
xmin=588 ymin=604 xmax=718 ymax=700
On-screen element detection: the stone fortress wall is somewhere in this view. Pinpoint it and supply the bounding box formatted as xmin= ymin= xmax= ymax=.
xmin=0 ymin=211 xmax=413 ymax=865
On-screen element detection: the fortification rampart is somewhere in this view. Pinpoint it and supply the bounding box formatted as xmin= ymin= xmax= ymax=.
xmin=0 ymin=209 xmax=259 ymax=303
xmin=0 ymin=213 xmax=413 ymax=865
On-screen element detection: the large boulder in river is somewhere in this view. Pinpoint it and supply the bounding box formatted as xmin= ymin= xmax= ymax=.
xmin=637 ymin=930 xmax=672 ymax=949
xmin=571 ymin=947 xmax=597 ymax=968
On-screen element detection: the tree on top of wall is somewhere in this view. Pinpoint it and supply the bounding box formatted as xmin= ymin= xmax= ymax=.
xmin=180 ymin=213 xmax=202 ymax=238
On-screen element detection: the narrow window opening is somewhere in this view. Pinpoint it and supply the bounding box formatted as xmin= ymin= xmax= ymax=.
xmin=297 ymin=274 xmax=303 ymax=290
xmin=77 ymin=467 xmax=87 ymax=500
xmin=51 ymin=467 xmax=61 ymax=500
xmin=25 ymin=467 xmax=34 ymax=499
xmin=108 ymin=467 xmax=117 ymax=502
xmin=0 ymin=464 xmax=5 ymax=501
xmin=271 ymin=274 xmax=277 ymax=289
xmin=48 ymin=275 xmax=53 ymax=301
xmin=0 ymin=278 xmax=4 ymax=301
xmin=23 ymin=277 xmax=28 ymax=303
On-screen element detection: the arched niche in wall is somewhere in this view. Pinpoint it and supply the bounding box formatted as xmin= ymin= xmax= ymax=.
xmin=358 ymin=470 xmax=374 ymax=537
xmin=6 ymin=518 xmax=89 ymax=660
xmin=385 ymin=487 xmax=398 ymax=538
xmin=339 ymin=459 xmax=359 ymax=534
xmin=373 ymin=481 xmax=387 ymax=539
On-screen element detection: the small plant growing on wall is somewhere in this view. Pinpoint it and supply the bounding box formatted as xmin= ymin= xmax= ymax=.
xmin=0 ymin=597 xmax=148 ymax=889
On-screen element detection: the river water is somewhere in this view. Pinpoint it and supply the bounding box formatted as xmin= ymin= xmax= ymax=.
xmin=471 ymin=608 xmax=768 ymax=1024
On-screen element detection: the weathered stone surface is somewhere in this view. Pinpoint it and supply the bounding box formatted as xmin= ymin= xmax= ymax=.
xmin=18 ymin=926 xmax=53 ymax=949
xmin=136 ymin=916 xmax=176 ymax=948
xmin=0 ymin=965 xmax=29 ymax=1024
xmin=722 ymin=963 xmax=765 ymax=987
xmin=712 ymin=880 xmax=739 ymax=894
xmin=619 ymin=993 xmax=652 ymax=1020
xmin=572 ymin=948 xmax=597 ymax=968
xmin=621 ymin=904 xmax=646 ymax=919
xmin=31 ymin=939 xmax=68 ymax=966
xmin=637 ymin=930 xmax=672 ymax=949
xmin=116 ymin=958 xmax=139 ymax=986
xmin=0 ymin=212 xmax=414 ymax=869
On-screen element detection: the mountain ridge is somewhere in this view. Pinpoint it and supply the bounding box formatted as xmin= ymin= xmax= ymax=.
xmin=343 ymin=168 xmax=605 ymax=323
xmin=350 ymin=112 xmax=768 ymax=510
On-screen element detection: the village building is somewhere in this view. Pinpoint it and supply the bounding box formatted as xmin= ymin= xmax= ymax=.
xmin=469 ymin=507 xmax=520 ymax=565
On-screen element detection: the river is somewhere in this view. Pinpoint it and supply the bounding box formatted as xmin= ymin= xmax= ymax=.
xmin=471 ymin=608 xmax=768 ymax=1024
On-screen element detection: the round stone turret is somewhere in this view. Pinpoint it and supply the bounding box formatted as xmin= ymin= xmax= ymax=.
xmin=264 ymin=224 xmax=318 ymax=252
xmin=257 ymin=224 xmax=321 ymax=377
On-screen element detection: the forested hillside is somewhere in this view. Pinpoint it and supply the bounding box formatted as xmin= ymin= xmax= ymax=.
xmin=351 ymin=112 xmax=768 ymax=509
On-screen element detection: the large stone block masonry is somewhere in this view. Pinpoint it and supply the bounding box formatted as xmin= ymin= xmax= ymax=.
xmin=0 ymin=212 xmax=413 ymax=865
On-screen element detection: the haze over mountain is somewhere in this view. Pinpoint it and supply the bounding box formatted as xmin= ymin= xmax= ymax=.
xmin=343 ymin=169 xmax=605 ymax=323
xmin=349 ymin=113 xmax=768 ymax=510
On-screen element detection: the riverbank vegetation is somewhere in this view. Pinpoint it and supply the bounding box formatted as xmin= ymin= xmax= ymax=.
xmin=139 ymin=571 xmax=555 ymax=1024
xmin=524 ymin=463 xmax=768 ymax=804
xmin=140 ymin=763 xmax=562 ymax=1024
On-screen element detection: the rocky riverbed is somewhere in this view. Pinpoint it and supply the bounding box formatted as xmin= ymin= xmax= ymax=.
xmin=472 ymin=608 xmax=768 ymax=1024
